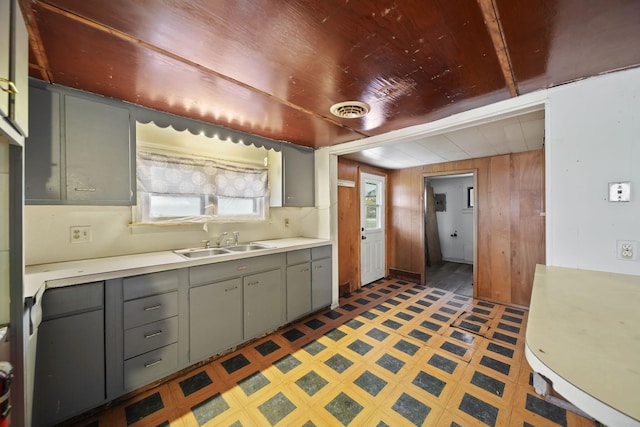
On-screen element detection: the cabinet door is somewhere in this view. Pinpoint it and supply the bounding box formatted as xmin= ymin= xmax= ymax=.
xmin=10 ymin=0 xmax=28 ymax=136
xmin=282 ymin=145 xmax=314 ymax=207
xmin=25 ymin=86 xmax=62 ymax=201
xmin=190 ymin=278 xmax=243 ymax=363
xmin=312 ymin=257 xmax=332 ymax=310
xmin=64 ymin=94 xmax=134 ymax=204
xmin=286 ymin=263 xmax=311 ymax=321
xmin=0 ymin=0 xmax=10 ymax=120
xmin=244 ymin=269 xmax=284 ymax=340
xmin=33 ymin=309 xmax=105 ymax=426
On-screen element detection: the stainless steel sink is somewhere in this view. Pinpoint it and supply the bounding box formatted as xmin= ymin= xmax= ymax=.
xmin=174 ymin=247 xmax=230 ymax=258
xmin=225 ymin=244 xmax=269 ymax=252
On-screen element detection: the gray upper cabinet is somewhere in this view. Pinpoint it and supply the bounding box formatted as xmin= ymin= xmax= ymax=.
xmin=283 ymin=144 xmax=315 ymax=207
xmin=25 ymin=81 xmax=135 ymax=205
xmin=0 ymin=0 xmax=28 ymax=142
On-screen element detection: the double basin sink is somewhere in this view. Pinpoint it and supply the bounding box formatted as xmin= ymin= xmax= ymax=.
xmin=174 ymin=244 xmax=271 ymax=259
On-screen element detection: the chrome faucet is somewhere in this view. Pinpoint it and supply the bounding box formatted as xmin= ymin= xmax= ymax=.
xmin=201 ymin=239 xmax=211 ymax=249
xmin=216 ymin=232 xmax=229 ymax=246
xmin=232 ymin=231 xmax=240 ymax=246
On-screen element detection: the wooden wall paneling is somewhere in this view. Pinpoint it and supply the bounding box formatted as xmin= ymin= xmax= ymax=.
xmin=475 ymin=159 xmax=493 ymax=299
xmin=337 ymin=158 xmax=359 ymax=293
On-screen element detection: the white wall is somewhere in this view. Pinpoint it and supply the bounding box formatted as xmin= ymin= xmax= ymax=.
xmin=546 ymin=67 xmax=640 ymax=275
xmin=430 ymin=176 xmax=474 ymax=263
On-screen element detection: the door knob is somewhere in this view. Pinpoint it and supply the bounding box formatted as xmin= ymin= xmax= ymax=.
xmin=361 ymin=236 xmax=367 ymax=240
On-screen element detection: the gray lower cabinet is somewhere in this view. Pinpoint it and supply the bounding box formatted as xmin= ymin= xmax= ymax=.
xmin=244 ymin=268 xmax=284 ymax=340
xmin=189 ymin=278 xmax=243 ymax=363
xmin=286 ymin=249 xmax=312 ymax=321
xmin=312 ymin=246 xmax=333 ymax=310
xmin=32 ymin=282 xmax=105 ymax=427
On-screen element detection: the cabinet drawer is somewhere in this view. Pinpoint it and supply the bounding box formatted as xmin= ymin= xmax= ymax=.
xmin=124 ymin=343 xmax=178 ymax=390
xmin=123 ymin=270 xmax=179 ymax=301
xmin=312 ymin=245 xmax=331 ymax=260
xmin=287 ymin=249 xmax=311 ymax=265
xmin=124 ymin=316 xmax=179 ymax=360
xmin=189 ymin=253 xmax=284 ymax=286
xmin=124 ymin=292 xmax=178 ymax=330
xmin=42 ymin=282 xmax=103 ymax=320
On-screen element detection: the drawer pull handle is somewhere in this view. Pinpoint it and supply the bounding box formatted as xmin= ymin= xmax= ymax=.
xmin=225 ymin=286 xmax=238 ymax=292
xmin=247 ymin=281 xmax=259 ymax=286
xmin=144 ymin=330 xmax=163 ymax=339
xmin=315 ymin=265 xmax=323 ymax=269
xmin=73 ymin=187 xmax=97 ymax=192
xmin=301 ymin=268 xmax=310 ymax=272
xmin=144 ymin=304 xmax=162 ymax=311
xmin=144 ymin=359 xmax=163 ymax=368
xmin=237 ymin=265 xmax=248 ymax=271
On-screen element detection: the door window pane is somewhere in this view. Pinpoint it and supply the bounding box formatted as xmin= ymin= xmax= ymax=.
xmin=364 ymin=181 xmax=381 ymax=230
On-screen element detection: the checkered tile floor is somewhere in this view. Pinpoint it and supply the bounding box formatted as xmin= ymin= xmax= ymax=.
xmin=75 ymin=278 xmax=598 ymax=426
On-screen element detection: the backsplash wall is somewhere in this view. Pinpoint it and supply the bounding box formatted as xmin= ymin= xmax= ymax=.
xmin=24 ymin=205 xmax=318 ymax=265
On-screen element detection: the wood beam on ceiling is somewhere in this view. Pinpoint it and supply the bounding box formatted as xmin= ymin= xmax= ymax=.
xmin=476 ymin=0 xmax=518 ymax=97
xmin=31 ymin=1 xmax=369 ymax=138
xmin=19 ymin=0 xmax=53 ymax=82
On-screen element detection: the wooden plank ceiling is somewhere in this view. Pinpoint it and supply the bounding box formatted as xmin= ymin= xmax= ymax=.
xmin=20 ymin=0 xmax=640 ymax=149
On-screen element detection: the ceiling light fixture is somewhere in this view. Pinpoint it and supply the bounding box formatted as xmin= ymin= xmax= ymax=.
xmin=330 ymin=101 xmax=370 ymax=118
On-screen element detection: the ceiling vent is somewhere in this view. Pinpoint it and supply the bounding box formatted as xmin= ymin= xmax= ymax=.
xmin=330 ymin=101 xmax=370 ymax=118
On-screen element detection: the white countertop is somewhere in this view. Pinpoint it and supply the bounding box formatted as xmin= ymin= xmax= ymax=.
xmin=24 ymin=237 xmax=332 ymax=299
xmin=526 ymin=265 xmax=640 ymax=426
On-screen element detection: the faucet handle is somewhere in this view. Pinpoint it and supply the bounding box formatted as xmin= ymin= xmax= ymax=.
xmin=232 ymin=231 xmax=240 ymax=245
xmin=201 ymin=239 xmax=211 ymax=248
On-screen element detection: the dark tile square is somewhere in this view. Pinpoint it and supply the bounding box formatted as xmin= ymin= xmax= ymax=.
xmin=282 ymin=328 xmax=306 ymax=342
xmin=355 ymin=298 xmax=370 ymax=305
xmin=378 ymin=288 xmax=392 ymax=294
xmin=344 ymin=318 xmax=365 ymax=330
xmin=420 ymin=320 xmax=442 ymax=332
xmin=341 ymin=303 xmax=358 ymax=312
xmin=324 ymin=328 xmax=347 ymax=342
xmin=359 ymin=310 xmax=378 ymax=320
xmin=179 ymin=371 xmax=212 ymax=397
xmin=453 ymin=295 xmax=470 ymax=302
xmin=395 ymin=312 xmax=414 ymax=321
xmin=486 ymin=342 xmax=514 ymax=359
xmin=258 ymin=392 xmax=296 ymax=426
xmin=385 ymin=298 xmax=401 ymax=306
xmin=273 ymin=354 xmax=301 ymax=374
xmin=451 ymin=330 xmax=475 ymax=345
xmin=388 ymin=284 xmax=401 ymax=289
xmin=125 ymin=392 xmax=164 ymax=425
xmin=255 ymin=340 xmax=281 ymax=357
xmin=324 ymin=310 xmax=343 ymax=320
xmin=425 ymin=295 xmax=440 ymax=301
xmin=431 ymin=313 xmax=451 ymax=323
xmin=416 ymin=300 xmax=433 ymax=308
xmin=525 ymin=394 xmax=567 ymax=426
xmin=221 ymin=354 xmax=251 ymax=375
xmin=382 ymin=319 xmax=402 ymax=330
xmin=440 ymin=341 xmax=468 ymax=358
xmin=155 ymin=422 xmax=169 ymax=427
xmin=497 ymin=322 xmax=521 ymax=334
xmin=396 ymin=293 xmax=410 ymax=300
xmin=325 ymin=353 xmax=354 ymax=374
xmin=295 ymin=370 xmax=329 ymax=396
xmin=439 ymin=306 xmax=458 ymax=315
xmin=397 ymin=280 xmax=409 ymax=285
xmin=238 ymin=371 xmax=271 ymax=397
xmin=502 ymin=314 xmax=523 ymax=324
xmin=376 ymin=353 xmax=405 ymax=374
xmin=368 ymin=292 xmax=382 ymax=299
xmin=304 ymin=318 xmax=326 ymax=330
xmin=325 ymin=392 xmax=363 ymax=426
xmin=373 ymin=304 xmax=391 ymax=313
xmin=428 ymin=353 xmax=458 ymax=374
xmin=367 ymin=327 xmax=390 ymax=341
xmin=476 ymin=301 xmax=495 ymax=308
xmin=392 ymin=392 xmax=431 ymax=426
xmin=303 ymin=340 xmax=327 ymax=356
xmin=404 ymin=288 xmax=419 ymax=294
xmin=347 ymin=339 xmax=374 ymax=356
xmin=394 ymin=339 xmax=420 ymax=356
xmin=492 ymin=331 xmax=517 ymax=345
xmin=472 ymin=307 xmax=492 ymax=316
xmin=432 ymin=289 xmax=446 ymax=296
xmin=354 ymin=370 xmax=387 ymax=397
xmin=466 ymin=314 xmax=489 ymax=324
xmin=408 ymin=329 xmax=433 ymax=343
xmin=480 ymin=355 xmax=511 ymax=376
xmin=447 ymin=301 xmax=465 ymax=308
xmin=459 ymin=393 xmax=499 ymax=427
xmin=413 ymin=371 xmax=447 ymax=397
xmin=470 ymin=371 xmax=505 ymax=397
xmin=191 ymin=393 xmax=230 ymax=426
xmin=406 ymin=305 xmax=424 ymax=314
xmin=505 ymin=307 xmax=525 ymax=316
xmin=459 ymin=320 xmax=481 ymax=333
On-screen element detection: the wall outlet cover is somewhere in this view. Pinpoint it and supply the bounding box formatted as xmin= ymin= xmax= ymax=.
xmin=70 ymin=226 xmax=92 ymax=243
xmin=616 ymin=240 xmax=636 ymax=260
xmin=609 ymin=182 xmax=631 ymax=202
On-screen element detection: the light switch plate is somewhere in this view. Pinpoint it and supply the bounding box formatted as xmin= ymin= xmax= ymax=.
xmin=608 ymin=182 xmax=631 ymax=202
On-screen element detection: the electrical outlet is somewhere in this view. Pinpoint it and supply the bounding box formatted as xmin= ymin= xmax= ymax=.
xmin=617 ymin=240 xmax=636 ymax=260
xmin=70 ymin=226 xmax=92 ymax=243
xmin=284 ymin=218 xmax=290 ymax=227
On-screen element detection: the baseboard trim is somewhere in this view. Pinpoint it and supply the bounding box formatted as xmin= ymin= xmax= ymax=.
xmin=388 ymin=268 xmax=421 ymax=283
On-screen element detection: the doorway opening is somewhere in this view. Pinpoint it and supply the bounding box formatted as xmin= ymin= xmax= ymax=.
xmin=424 ymin=171 xmax=476 ymax=297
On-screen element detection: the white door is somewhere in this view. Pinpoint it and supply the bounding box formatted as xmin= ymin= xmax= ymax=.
xmin=360 ymin=173 xmax=385 ymax=285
